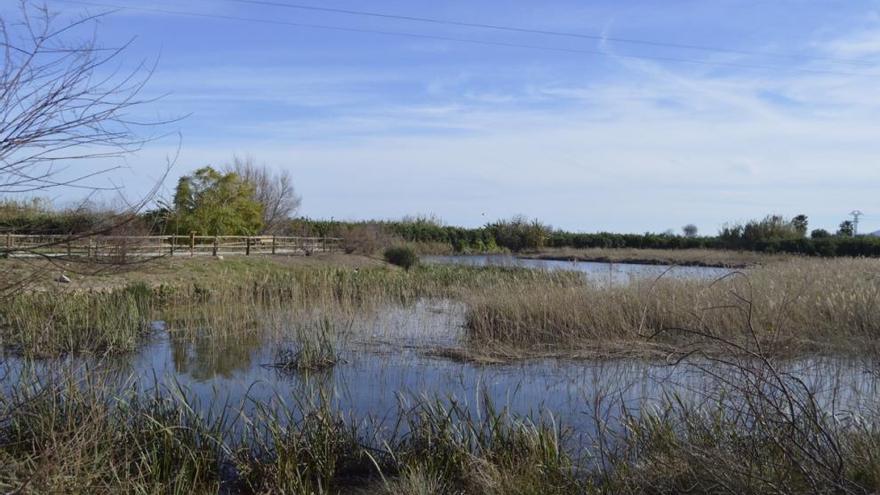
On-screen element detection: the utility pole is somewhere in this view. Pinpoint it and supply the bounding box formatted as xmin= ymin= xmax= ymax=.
xmin=850 ymin=210 xmax=864 ymax=236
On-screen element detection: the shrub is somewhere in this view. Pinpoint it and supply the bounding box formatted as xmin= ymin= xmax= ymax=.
xmin=384 ymin=246 xmax=419 ymax=271
xmin=485 ymin=216 xmax=550 ymax=252
xmin=341 ymin=223 xmax=399 ymax=255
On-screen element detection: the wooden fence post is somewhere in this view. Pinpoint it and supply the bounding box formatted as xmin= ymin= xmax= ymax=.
xmin=6 ymin=233 xmax=11 ymax=251
xmin=245 ymin=237 xmax=251 ymax=256
xmin=212 ymin=236 xmax=218 ymax=256
xmin=271 ymin=236 xmax=276 ymax=255
xmin=66 ymin=240 xmax=72 ymax=257
xmin=170 ymin=235 xmax=175 ymax=256
xmin=190 ymin=232 xmax=195 ymax=257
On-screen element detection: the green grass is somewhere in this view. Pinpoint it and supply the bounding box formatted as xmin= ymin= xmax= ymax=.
xmin=0 ymin=372 xmax=580 ymax=494
xmin=4 ymin=366 xmax=880 ymax=494
xmin=0 ymin=283 xmax=153 ymax=356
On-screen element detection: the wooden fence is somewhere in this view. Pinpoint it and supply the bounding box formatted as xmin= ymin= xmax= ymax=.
xmin=1 ymin=234 xmax=343 ymax=258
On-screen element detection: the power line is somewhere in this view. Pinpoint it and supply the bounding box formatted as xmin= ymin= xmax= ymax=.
xmin=222 ymin=0 xmax=876 ymax=68
xmin=51 ymin=0 xmax=873 ymax=78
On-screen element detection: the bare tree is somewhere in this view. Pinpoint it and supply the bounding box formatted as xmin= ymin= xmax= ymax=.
xmin=0 ymin=2 xmax=171 ymax=295
xmin=224 ymin=154 xmax=301 ymax=234
xmin=0 ymin=2 xmax=164 ymax=194
xmin=682 ymin=224 xmax=698 ymax=238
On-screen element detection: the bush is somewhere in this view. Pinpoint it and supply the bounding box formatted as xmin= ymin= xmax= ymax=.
xmin=485 ymin=216 xmax=550 ymax=252
xmin=384 ymin=246 xmax=419 ymax=271
xmin=341 ymin=223 xmax=399 ymax=255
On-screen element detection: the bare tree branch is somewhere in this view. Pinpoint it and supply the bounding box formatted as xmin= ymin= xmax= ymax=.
xmin=1 ymin=1 xmax=177 ymax=296
xmin=223 ymin=154 xmax=301 ymax=234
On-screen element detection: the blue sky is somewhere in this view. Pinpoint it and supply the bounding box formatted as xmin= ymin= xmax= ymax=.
xmin=6 ymin=0 xmax=880 ymax=233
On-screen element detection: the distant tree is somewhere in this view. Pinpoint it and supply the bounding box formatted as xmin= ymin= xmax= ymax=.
xmin=682 ymin=224 xmax=698 ymax=238
xmin=718 ymin=215 xmax=803 ymax=248
xmin=791 ymin=215 xmax=809 ymax=237
xmin=837 ymin=220 xmax=855 ymax=237
xmin=718 ymin=223 xmax=745 ymax=247
xmin=746 ymin=215 xmax=800 ymax=242
xmin=224 ymin=155 xmax=301 ymax=234
xmin=810 ymin=228 xmax=831 ymax=239
xmin=486 ymin=215 xmax=550 ymax=251
xmin=400 ymin=213 xmax=445 ymax=227
xmin=169 ymin=166 xmax=263 ymax=235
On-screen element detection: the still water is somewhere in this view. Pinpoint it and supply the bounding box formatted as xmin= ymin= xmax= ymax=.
xmin=3 ymin=298 xmax=876 ymax=442
xmin=423 ymin=254 xmax=732 ymax=283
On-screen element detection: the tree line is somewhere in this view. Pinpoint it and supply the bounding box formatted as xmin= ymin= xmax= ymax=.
xmin=281 ymin=213 xmax=879 ymax=257
xmin=3 ymin=177 xmax=878 ymax=257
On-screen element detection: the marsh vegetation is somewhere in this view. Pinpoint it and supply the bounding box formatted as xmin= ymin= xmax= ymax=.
xmin=2 ymin=254 xmax=880 ymax=493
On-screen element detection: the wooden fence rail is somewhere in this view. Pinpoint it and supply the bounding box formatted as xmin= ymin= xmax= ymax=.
xmin=1 ymin=234 xmax=343 ymax=258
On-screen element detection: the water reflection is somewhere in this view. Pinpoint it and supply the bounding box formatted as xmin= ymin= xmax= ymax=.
xmin=2 ymin=300 xmax=878 ymax=443
xmin=171 ymin=333 xmax=265 ymax=381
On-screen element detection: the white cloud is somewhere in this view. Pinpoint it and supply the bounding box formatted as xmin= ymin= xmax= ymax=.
xmin=822 ymin=29 xmax=880 ymax=58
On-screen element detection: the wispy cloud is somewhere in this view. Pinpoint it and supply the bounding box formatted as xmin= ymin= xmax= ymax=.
xmin=26 ymin=0 xmax=880 ymax=233
xmin=822 ymin=29 xmax=880 ymax=58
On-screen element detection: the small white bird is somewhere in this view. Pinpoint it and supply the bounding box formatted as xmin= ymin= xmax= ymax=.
xmin=56 ymin=274 xmax=71 ymax=283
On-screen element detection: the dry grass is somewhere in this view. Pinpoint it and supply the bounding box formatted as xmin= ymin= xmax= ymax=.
xmin=0 ymin=253 xmax=388 ymax=293
xmin=464 ymin=257 xmax=880 ymax=357
xmin=3 ymin=255 xmax=879 ymax=359
xmin=0 ymin=262 xmax=580 ymax=357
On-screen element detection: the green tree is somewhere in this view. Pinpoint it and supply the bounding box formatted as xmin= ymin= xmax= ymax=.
xmin=170 ymin=166 xmax=264 ymax=235
xmin=791 ymin=214 xmax=808 ymax=237
xmin=486 ymin=216 xmax=550 ymax=251
xmin=837 ymin=220 xmax=855 ymax=237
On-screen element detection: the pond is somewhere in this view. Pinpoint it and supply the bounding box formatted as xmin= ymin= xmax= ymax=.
xmin=423 ymin=254 xmax=732 ymax=284
xmin=3 ymin=299 xmax=876 ymax=445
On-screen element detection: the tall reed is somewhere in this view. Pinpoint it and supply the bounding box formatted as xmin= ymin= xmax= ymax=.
xmin=464 ymin=258 xmax=880 ymax=356
xmin=1 ymin=264 xmax=580 ymax=357
xmin=0 ymin=283 xmax=153 ymax=356
xmin=0 ymin=371 xmax=581 ymax=494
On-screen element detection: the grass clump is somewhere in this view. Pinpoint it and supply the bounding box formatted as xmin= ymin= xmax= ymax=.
xmin=264 ymin=317 xmax=341 ymax=372
xmin=392 ymin=398 xmax=578 ymax=495
xmin=0 ymin=373 xmax=227 ymax=494
xmin=0 ymin=283 xmax=153 ymax=356
xmin=384 ymin=245 xmax=419 ymax=271
xmin=234 ymin=401 xmax=375 ymax=494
